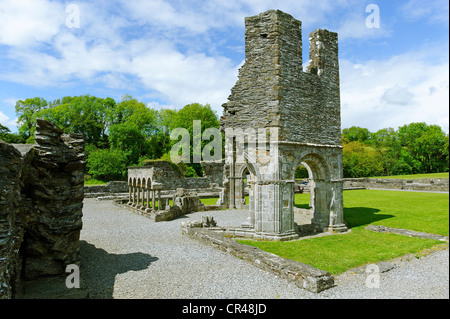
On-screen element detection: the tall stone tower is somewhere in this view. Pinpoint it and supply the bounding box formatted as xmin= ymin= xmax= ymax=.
xmin=221 ymin=10 xmax=347 ymax=240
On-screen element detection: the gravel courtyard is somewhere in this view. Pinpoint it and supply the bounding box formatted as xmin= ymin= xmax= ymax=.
xmin=79 ymin=198 xmax=449 ymax=299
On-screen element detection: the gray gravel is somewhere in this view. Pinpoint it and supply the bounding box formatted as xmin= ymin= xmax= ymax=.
xmin=79 ymin=198 xmax=449 ymax=299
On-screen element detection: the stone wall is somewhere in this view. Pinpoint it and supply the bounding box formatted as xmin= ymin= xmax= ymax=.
xmin=128 ymin=160 xmax=224 ymax=191
xmin=343 ymin=178 xmax=449 ymax=192
xmin=0 ymin=119 xmax=85 ymax=298
xmin=220 ymin=10 xmax=347 ymax=239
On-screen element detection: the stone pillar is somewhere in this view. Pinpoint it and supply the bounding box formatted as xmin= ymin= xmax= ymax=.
xmin=158 ymin=191 xmax=161 ymax=211
xmin=133 ymin=184 xmax=137 ymax=207
xmin=311 ymin=180 xmax=327 ymax=230
xmin=152 ymin=190 xmax=156 ymax=210
xmin=136 ymin=184 xmax=141 ymax=209
xmin=242 ymin=177 xmax=255 ymax=228
xmin=234 ymin=176 xmax=244 ymax=209
xmin=128 ymin=183 xmax=132 ymax=205
xmin=152 ymin=183 xmax=163 ymax=211
xmin=253 ymin=180 xmax=299 ymax=241
xmin=327 ymin=180 xmax=347 ymax=233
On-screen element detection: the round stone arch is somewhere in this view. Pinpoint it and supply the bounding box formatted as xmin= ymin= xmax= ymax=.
xmin=238 ymin=150 xmax=262 ymax=227
xmin=290 ymin=149 xmax=334 ymax=232
xmin=290 ymin=150 xmax=331 ymax=182
xmin=232 ymin=151 xmax=260 ymax=210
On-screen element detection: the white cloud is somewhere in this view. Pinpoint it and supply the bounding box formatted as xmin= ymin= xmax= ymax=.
xmin=0 ymin=110 xmax=17 ymax=130
xmin=0 ymin=0 xmax=65 ymax=47
xmin=381 ymin=86 xmax=415 ymax=105
xmin=340 ymin=47 xmax=449 ymax=133
xmin=0 ymin=0 xmax=447 ymax=136
xmin=400 ymin=0 xmax=449 ymax=24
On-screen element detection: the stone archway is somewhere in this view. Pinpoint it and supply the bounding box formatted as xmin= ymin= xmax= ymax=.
xmin=220 ymin=10 xmax=347 ymax=240
xmin=289 ymin=150 xmax=346 ymax=233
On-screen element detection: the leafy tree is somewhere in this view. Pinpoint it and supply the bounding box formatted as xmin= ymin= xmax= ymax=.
xmin=342 ymin=126 xmax=371 ymax=143
xmin=0 ymin=123 xmax=23 ymax=143
xmin=108 ymin=122 xmax=146 ymax=165
xmin=15 ymin=97 xmax=48 ymax=142
xmin=343 ymin=141 xmax=384 ymax=178
xmin=397 ymin=123 xmax=448 ymax=173
xmin=86 ymin=148 xmax=128 ymax=181
xmin=38 ymin=95 xmax=115 ymax=147
xmin=169 ymin=103 xmax=220 ymax=176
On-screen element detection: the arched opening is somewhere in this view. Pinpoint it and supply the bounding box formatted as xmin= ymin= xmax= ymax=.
xmin=291 ymin=152 xmax=331 ymax=232
xmin=293 ymin=162 xmax=314 ymax=226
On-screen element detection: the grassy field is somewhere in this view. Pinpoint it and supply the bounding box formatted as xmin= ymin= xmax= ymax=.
xmin=369 ymin=172 xmax=449 ymax=179
xmin=237 ymin=189 xmax=449 ymax=275
xmin=84 ymin=178 xmax=108 ymax=185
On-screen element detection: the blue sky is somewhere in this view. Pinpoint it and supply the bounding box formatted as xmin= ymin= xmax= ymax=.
xmin=0 ymin=0 xmax=448 ymax=133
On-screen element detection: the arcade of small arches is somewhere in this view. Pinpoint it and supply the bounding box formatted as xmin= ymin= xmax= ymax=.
xmin=127 ymin=177 xmax=166 ymax=212
xmin=223 ymin=145 xmax=347 ymax=240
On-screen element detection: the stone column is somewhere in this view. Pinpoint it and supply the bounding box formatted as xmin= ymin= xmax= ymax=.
xmin=128 ymin=182 xmax=132 ymax=205
xmin=158 ymin=190 xmax=161 ymax=211
xmin=327 ymin=180 xmax=347 ymax=233
xmin=242 ymin=178 xmax=255 ymax=228
xmin=132 ymin=184 xmax=137 ymax=207
xmin=234 ymin=176 xmax=244 ymax=209
xmin=253 ymin=180 xmax=299 ymax=241
xmin=137 ymin=184 xmax=142 ymax=209
xmin=152 ymin=183 xmax=163 ymax=211
xmin=152 ymin=190 xmax=156 ymax=210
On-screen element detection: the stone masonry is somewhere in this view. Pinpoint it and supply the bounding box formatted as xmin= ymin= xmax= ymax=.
xmin=221 ymin=10 xmax=347 ymax=240
xmin=0 ymin=119 xmax=85 ymax=298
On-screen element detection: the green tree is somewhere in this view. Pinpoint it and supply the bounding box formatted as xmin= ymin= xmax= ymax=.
xmin=15 ymin=97 xmax=48 ymax=142
xmin=86 ymin=148 xmax=128 ymax=181
xmin=108 ymin=122 xmax=146 ymax=165
xmin=397 ymin=123 xmax=448 ymax=173
xmin=342 ymin=126 xmax=372 ymax=143
xmin=169 ymin=103 xmax=220 ymax=176
xmin=38 ymin=95 xmax=116 ymax=147
xmin=0 ymin=123 xmax=23 ymax=143
xmin=343 ymin=141 xmax=384 ymax=178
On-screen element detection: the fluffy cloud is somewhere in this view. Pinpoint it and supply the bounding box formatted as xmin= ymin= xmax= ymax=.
xmin=0 ymin=0 xmax=65 ymax=47
xmin=340 ymin=46 xmax=449 ymax=132
xmin=0 ymin=0 xmax=448 ymax=134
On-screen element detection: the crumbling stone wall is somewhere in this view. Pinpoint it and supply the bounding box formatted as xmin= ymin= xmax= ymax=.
xmin=128 ymin=160 xmax=223 ymax=191
xmin=0 ymin=119 xmax=85 ymax=298
xmin=221 ymin=10 xmax=347 ymax=240
xmin=343 ymin=178 xmax=449 ymax=192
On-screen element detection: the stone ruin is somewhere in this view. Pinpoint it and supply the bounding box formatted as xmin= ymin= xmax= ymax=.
xmin=123 ymin=160 xmax=224 ymax=221
xmin=0 ymin=119 xmax=85 ymax=298
xmin=220 ymin=10 xmax=347 ymax=240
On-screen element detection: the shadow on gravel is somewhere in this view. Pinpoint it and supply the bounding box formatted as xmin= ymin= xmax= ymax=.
xmin=79 ymin=240 xmax=158 ymax=298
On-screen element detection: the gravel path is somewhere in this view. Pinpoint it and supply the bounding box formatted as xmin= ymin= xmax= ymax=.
xmin=79 ymin=198 xmax=449 ymax=299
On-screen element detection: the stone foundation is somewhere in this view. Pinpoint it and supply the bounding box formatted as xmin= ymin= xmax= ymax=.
xmin=343 ymin=178 xmax=449 ymax=192
xmin=181 ymin=221 xmax=334 ymax=293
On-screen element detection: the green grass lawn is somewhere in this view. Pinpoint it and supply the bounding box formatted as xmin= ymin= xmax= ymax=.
xmin=369 ymin=172 xmax=449 ymax=179
xmin=237 ymin=189 xmax=449 ymax=275
xmin=84 ymin=178 xmax=108 ymax=185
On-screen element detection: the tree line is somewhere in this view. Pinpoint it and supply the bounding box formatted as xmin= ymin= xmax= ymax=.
xmin=341 ymin=125 xmax=449 ymax=178
xmin=1 ymin=94 xmax=448 ymax=180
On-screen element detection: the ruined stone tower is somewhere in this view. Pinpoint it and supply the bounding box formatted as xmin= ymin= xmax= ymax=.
xmin=221 ymin=10 xmax=347 ymax=240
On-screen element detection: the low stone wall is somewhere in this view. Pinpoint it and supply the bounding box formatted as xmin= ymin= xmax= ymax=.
xmin=181 ymin=223 xmax=334 ymax=293
xmin=343 ymin=178 xmax=449 ymax=192
xmin=85 ymin=181 xmax=223 ymax=199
